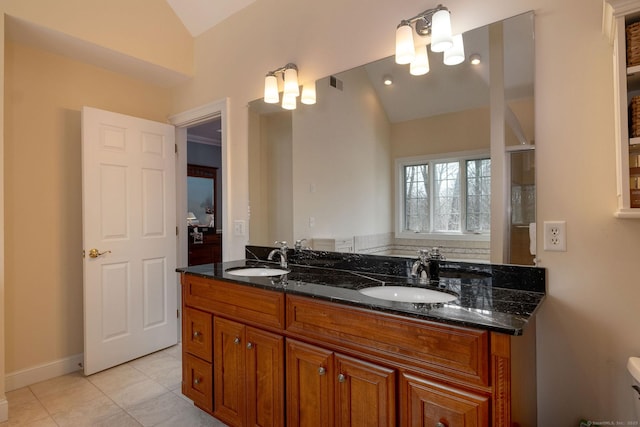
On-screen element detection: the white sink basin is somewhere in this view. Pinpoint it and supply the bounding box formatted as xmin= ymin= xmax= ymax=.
xmin=226 ymin=267 xmax=290 ymax=277
xmin=359 ymin=286 xmax=457 ymax=304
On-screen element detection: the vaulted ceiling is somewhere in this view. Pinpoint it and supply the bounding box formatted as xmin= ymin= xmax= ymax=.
xmin=165 ymin=0 xmax=257 ymax=37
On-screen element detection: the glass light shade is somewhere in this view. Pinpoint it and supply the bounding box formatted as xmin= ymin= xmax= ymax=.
xmin=410 ymin=45 xmax=430 ymax=76
xmin=430 ymin=9 xmax=453 ymax=52
xmin=395 ymin=23 xmax=415 ymax=64
xmin=301 ymin=82 xmax=316 ymax=105
xmin=264 ymin=74 xmax=279 ymax=103
xmin=283 ymin=67 xmax=300 ymax=97
xmin=282 ymin=93 xmax=297 ymax=110
xmin=443 ymin=34 xmax=465 ymax=65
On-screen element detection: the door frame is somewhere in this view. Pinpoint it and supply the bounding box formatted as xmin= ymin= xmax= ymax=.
xmin=168 ymin=99 xmax=229 ymax=340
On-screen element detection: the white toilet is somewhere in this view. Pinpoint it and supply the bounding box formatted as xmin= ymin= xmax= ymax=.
xmin=627 ymin=357 xmax=640 ymax=421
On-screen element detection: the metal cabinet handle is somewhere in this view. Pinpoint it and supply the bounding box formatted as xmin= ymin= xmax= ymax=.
xmin=247 ymin=342 xmax=254 ymax=350
xmin=193 ymin=377 xmax=201 ymax=385
xmin=192 ymin=331 xmax=201 ymax=338
xmin=337 ymin=373 xmax=346 ymax=383
xmin=318 ymin=367 xmax=326 ymax=376
xmin=234 ymin=337 xmax=241 ymax=345
xmin=436 ymin=422 xmax=447 ymax=427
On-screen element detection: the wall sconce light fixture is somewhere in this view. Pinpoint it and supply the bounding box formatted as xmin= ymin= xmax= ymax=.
xmin=395 ymin=4 xmax=465 ymax=74
xmin=264 ymin=63 xmax=316 ymax=110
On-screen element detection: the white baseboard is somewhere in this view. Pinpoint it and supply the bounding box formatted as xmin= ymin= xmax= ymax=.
xmin=0 ymin=397 xmax=7 ymax=422
xmin=5 ymin=353 xmax=84 ymax=392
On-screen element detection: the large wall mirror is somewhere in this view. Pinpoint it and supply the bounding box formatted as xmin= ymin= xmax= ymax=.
xmin=248 ymin=11 xmax=535 ymax=265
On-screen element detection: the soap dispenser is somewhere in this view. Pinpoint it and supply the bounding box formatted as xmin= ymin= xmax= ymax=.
xmin=427 ymin=247 xmax=444 ymax=282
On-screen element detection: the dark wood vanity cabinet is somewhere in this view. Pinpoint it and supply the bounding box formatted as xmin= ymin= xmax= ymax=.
xmin=213 ymin=316 xmax=285 ymax=427
xmin=181 ymin=274 xmax=285 ymax=427
xmin=286 ymin=338 xmax=396 ymax=426
xmin=180 ymin=273 xmax=518 ymax=427
xmin=187 ymin=228 xmax=221 ymax=266
xmin=399 ymin=373 xmax=489 ymax=427
xmin=182 ymin=307 xmax=213 ymax=413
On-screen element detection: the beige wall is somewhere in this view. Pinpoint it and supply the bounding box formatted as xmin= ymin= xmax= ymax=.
xmin=292 ymin=68 xmax=392 ymax=240
xmin=4 ymin=41 xmax=172 ymax=373
xmin=1 ymin=0 xmax=638 ymax=424
xmin=248 ymin=110 xmax=294 ymax=245
xmin=3 ymin=0 xmax=193 ymax=76
xmin=391 ymin=107 xmax=491 ymax=157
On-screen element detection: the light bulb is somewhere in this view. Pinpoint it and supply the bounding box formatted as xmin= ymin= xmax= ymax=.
xmin=264 ymin=74 xmax=279 ymax=103
xmin=283 ymin=66 xmax=299 ymax=97
xmin=443 ymin=34 xmax=465 ymax=66
xmin=301 ymin=81 xmax=316 ymax=105
xmin=282 ymin=92 xmax=297 ymax=110
xmin=410 ymin=45 xmax=430 ymax=76
xmin=395 ymin=21 xmax=415 ymax=64
xmin=430 ymin=9 xmax=453 ymax=53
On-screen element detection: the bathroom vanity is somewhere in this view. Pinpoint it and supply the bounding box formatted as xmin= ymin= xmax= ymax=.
xmin=178 ymin=247 xmax=545 ymax=427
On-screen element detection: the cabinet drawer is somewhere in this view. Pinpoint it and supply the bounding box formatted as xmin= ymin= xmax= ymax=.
xmin=183 ymin=353 xmax=213 ymax=414
xmin=183 ymin=307 xmax=212 ymax=362
xmin=399 ymin=373 xmax=489 ymax=427
xmin=182 ymin=275 xmax=285 ymax=330
xmin=286 ymin=295 xmax=489 ymax=387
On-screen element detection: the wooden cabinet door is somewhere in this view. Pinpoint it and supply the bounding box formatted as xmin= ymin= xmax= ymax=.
xmin=182 ymin=353 xmax=213 ymax=413
xmin=214 ymin=317 xmax=246 ymax=427
xmin=245 ymin=326 xmax=285 ymax=427
xmin=286 ymin=339 xmax=334 ymax=427
xmin=335 ymin=354 xmax=396 ymax=427
xmin=183 ymin=307 xmax=212 ymax=362
xmin=399 ymin=373 xmax=489 ymax=427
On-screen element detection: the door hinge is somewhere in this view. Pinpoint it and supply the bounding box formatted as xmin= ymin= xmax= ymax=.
xmin=177 ymin=309 xmax=180 ymax=319
xmin=174 ymin=144 xmax=178 ymax=154
xmin=176 ymin=226 xmax=179 ymax=236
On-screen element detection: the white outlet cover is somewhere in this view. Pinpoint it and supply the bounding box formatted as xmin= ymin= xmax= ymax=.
xmin=543 ymin=220 xmax=566 ymax=251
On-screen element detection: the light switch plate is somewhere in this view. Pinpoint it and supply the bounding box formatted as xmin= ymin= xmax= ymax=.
xmin=233 ymin=220 xmax=246 ymax=236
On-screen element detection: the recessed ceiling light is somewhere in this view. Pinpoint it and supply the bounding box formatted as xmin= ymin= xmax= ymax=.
xmin=383 ymin=75 xmax=393 ymax=86
xmin=470 ymin=53 xmax=481 ymax=65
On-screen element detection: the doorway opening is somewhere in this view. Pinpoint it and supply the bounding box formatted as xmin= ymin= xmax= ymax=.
xmin=169 ymin=99 xmax=229 ymax=268
xmin=186 ymin=119 xmax=222 ymax=265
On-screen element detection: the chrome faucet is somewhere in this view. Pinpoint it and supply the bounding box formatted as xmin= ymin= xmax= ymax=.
xmin=411 ymin=249 xmax=430 ymax=283
xmin=268 ymin=241 xmax=289 ymax=268
xmin=411 ymin=247 xmax=444 ymax=283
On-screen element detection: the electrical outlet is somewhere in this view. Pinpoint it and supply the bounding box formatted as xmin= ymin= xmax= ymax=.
xmin=543 ymin=221 xmax=566 ymax=251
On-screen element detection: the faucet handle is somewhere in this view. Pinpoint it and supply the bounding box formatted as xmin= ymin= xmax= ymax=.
xmin=294 ymin=239 xmax=307 ymax=250
xmin=274 ymin=240 xmax=288 ymax=250
xmin=417 ymin=249 xmax=429 ymax=261
xmin=428 ymin=247 xmax=444 ymax=260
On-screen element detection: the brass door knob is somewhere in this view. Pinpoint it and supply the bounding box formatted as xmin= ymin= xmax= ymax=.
xmin=88 ymin=248 xmax=111 ymax=258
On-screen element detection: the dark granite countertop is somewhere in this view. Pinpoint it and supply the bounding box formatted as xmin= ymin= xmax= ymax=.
xmin=178 ymin=246 xmax=546 ymax=336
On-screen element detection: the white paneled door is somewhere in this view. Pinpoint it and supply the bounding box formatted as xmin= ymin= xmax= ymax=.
xmin=82 ymin=107 xmax=177 ymax=375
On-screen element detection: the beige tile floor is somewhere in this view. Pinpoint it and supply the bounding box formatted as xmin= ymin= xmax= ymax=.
xmin=0 ymin=344 xmax=228 ymax=426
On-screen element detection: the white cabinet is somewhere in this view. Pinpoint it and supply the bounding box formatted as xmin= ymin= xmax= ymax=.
xmin=604 ymin=0 xmax=640 ymax=217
